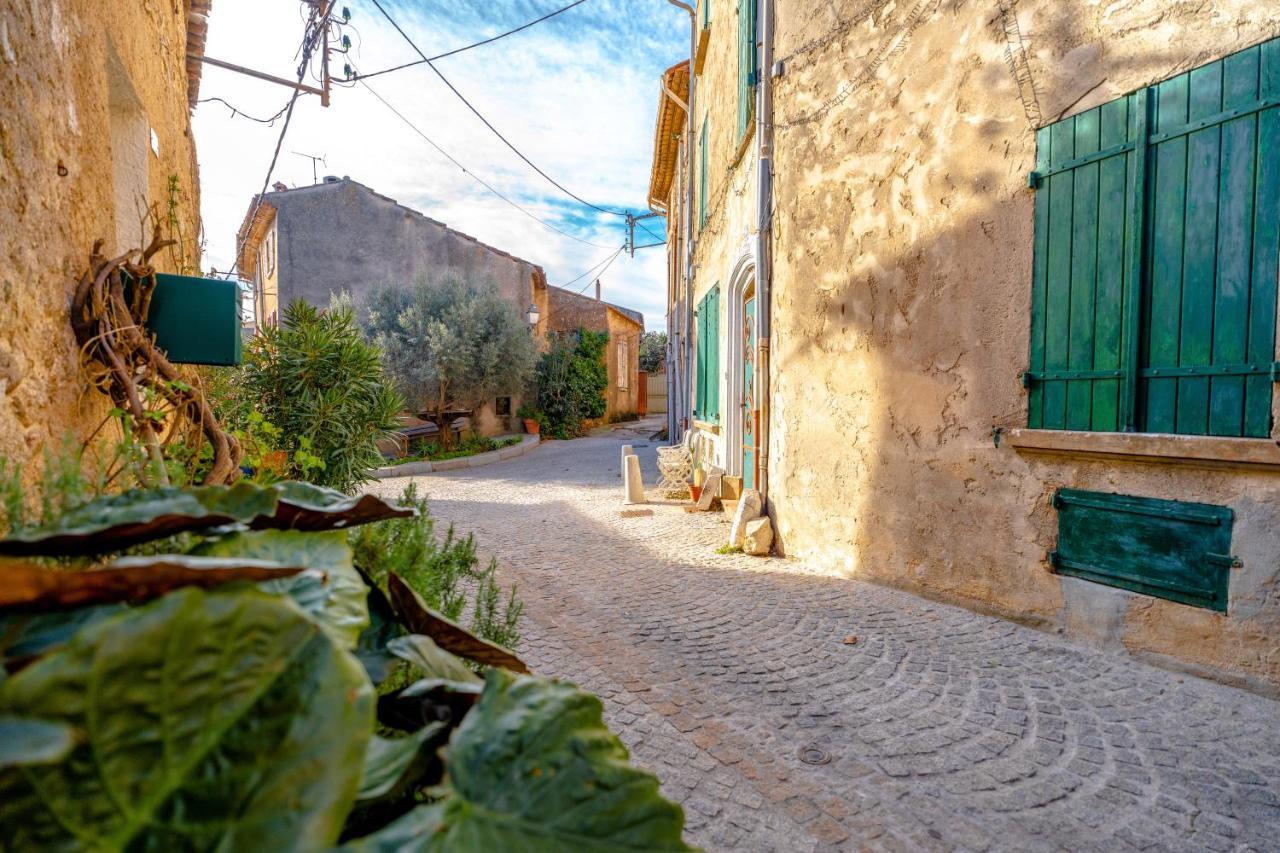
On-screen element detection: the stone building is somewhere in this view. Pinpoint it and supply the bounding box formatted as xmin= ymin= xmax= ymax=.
xmin=547 ymin=283 xmax=645 ymax=418
xmin=651 ymin=0 xmax=1280 ymax=690
xmin=0 ymin=0 xmax=210 ymax=463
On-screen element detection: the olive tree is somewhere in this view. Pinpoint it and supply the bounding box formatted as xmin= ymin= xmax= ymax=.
xmin=365 ymin=278 xmax=537 ymax=449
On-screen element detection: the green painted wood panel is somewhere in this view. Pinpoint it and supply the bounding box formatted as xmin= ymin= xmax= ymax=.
xmin=1030 ymin=36 xmax=1279 ymax=439
xmin=707 ymin=285 xmax=721 ymax=421
xmin=1247 ymin=40 xmax=1280 ymax=437
xmin=1145 ymin=72 xmax=1189 ymax=434
xmin=1028 ymin=126 xmax=1052 ymax=428
xmin=1053 ymin=488 xmax=1235 ymax=612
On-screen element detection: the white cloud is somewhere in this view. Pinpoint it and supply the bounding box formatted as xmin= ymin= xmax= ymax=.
xmin=193 ymin=0 xmax=687 ymax=329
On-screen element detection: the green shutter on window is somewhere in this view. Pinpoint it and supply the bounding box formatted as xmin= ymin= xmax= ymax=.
xmin=1028 ymin=36 xmax=1280 ymax=438
xmin=737 ymin=0 xmax=757 ymax=140
xmin=693 ymin=287 xmax=721 ymax=423
xmin=698 ymin=121 xmax=709 ymax=230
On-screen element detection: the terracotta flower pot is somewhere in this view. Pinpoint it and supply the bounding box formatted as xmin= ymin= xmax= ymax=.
xmin=522 ymin=418 xmax=540 ymax=436
xmin=688 ymin=483 xmax=703 ymax=502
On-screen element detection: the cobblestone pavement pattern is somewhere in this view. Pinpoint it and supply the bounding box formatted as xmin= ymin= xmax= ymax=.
xmin=373 ymin=424 xmax=1280 ymax=852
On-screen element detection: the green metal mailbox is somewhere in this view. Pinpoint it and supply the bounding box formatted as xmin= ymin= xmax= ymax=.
xmin=146 ymin=273 xmax=243 ymax=366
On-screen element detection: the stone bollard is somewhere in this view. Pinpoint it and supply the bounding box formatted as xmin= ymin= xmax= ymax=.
xmin=624 ymin=453 xmax=646 ymax=504
xmin=621 ymin=445 xmax=633 ymax=475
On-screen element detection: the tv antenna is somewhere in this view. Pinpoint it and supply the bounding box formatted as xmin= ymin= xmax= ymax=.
xmin=293 ymin=151 xmax=327 ymax=184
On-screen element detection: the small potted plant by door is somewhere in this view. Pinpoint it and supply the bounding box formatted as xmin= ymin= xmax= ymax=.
xmin=517 ymin=404 xmax=543 ymax=436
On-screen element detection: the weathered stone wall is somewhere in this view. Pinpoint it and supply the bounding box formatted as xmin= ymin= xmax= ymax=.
xmin=689 ymin=0 xmax=760 ymax=473
xmin=0 ymin=0 xmax=202 ymax=469
xmin=767 ymin=0 xmax=1280 ymax=687
xmin=606 ymin=308 xmax=642 ymax=416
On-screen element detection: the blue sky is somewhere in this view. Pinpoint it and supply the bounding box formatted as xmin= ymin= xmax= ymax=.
xmin=193 ymin=0 xmax=688 ymax=328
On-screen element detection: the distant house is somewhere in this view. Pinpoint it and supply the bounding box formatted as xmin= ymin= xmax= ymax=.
xmin=547 ymin=282 xmax=645 ymax=419
xmin=236 ymin=177 xmax=647 ymax=432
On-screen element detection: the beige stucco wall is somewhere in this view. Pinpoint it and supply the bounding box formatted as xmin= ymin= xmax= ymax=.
xmin=606 ymin=308 xmax=642 ymax=416
xmin=0 ymin=0 xmax=202 ymax=468
xmin=689 ymin=0 xmax=760 ymax=474
xmin=765 ymin=1 xmax=1280 ymax=688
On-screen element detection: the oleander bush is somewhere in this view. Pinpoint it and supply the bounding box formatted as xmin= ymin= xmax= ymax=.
xmin=0 ymin=479 xmax=690 ymax=851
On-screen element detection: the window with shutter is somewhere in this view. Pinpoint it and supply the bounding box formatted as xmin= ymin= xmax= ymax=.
xmin=737 ymin=0 xmax=757 ymax=141
xmin=694 ymin=286 xmax=721 ymax=422
xmin=1027 ymin=36 xmax=1280 ymax=437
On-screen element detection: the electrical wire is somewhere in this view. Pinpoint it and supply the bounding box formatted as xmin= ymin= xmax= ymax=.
xmin=197 ymin=96 xmax=292 ymax=125
xmin=367 ymin=0 xmax=630 ymax=218
xmin=553 ymin=244 xmax=624 ymax=291
xmin=573 ymin=245 xmax=624 ymax=294
xmin=360 ymin=80 xmax=617 ymax=249
xmin=230 ymin=3 xmax=330 ymax=277
xmin=353 ymin=0 xmax=591 ymax=81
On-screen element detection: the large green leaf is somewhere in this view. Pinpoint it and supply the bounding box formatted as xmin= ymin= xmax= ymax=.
xmin=0 ymin=557 xmax=304 ymax=610
xmin=388 ymin=635 xmax=481 ymax=685
xmin=0 ymin=717 xmax=76 ymax=768
xmin=0 ymin=606 xmax=125 ymax=666
xmin=0 ymin=586 xmax=374 ymax=850
xmin=0 ymin=481 xmax=280 ymax=556
xmin=356 ymin=724 xmax=447 ymax=802
xmin=388 ymin=574 xmax=529 ymax=673
xmin=351 ymin=669 xmax=692 ymax=851
xmin=354 ymin=566 xmax=407 ymax=684
xmin=263 ymin=482 xmax=417 ymax=531
xmin=190 ymin=530 xmax=370 ymax=649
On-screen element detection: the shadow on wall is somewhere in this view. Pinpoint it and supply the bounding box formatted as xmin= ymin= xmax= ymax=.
xmin=765 ymin=0 xmax=1280 ymax=682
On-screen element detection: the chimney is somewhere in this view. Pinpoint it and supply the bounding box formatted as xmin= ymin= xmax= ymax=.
xmin=271 ymin=181 xmax=287 ymax=192
xmin=595 ymin=279 xmax=601 ymax=301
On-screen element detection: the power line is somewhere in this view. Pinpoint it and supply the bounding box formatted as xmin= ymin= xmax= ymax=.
xmin=360 ymin=80 xmax=616 ymax=249
xmin=554 ymin=245 xmax=624 ymax=290
xmin=574 ymin=246 xmax=624 ymax=294
xmin=367 ymin=0 xmax=630 ymax=218
xmin=353 ymin=0 xmax=591 ymax=81
xmin=231 ymin=3 xmax=330 ymax=277
xmin=197 ymin=96 xmax=291 ymax=125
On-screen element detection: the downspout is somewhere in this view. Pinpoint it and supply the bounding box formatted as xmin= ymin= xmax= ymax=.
xmin=754 ymin=0 xmax=774 ymax=504
xmin=669 ymin=0 xmax=697 ymax=442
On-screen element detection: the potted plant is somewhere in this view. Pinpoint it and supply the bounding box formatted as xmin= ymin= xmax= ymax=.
xmin=517 ymin=404 xmax=544 ymax=436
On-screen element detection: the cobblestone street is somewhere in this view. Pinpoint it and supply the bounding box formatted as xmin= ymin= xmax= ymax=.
xmin=374 ymin=425 xmax=1280 ymax=853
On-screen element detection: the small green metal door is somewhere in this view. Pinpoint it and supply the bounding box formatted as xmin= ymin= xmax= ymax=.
xmin=742 ymin=294 xmax=757 ymax=490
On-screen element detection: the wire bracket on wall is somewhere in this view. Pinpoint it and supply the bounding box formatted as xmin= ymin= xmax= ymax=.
xmin=997 ymin=0 xmax=1043 ymax=130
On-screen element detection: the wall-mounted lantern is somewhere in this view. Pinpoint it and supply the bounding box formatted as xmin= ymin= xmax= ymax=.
xmin=525 ymin=303 xmax=540 ymax=328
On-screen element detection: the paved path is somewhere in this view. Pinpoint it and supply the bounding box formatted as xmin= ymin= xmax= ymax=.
xmin=373 ymin=425 xmax=1280 ymax=852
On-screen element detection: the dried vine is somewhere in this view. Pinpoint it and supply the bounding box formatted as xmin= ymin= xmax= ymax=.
xmin=70 ymin=225 xmax=242 ymax=485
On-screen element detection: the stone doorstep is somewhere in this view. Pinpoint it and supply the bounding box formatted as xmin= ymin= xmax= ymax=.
xmin=372 ymin=433 xmax=539 ymax=478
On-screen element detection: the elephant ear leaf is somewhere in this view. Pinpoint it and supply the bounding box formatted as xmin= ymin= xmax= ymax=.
xmin=0 ymin=557 xmax=304 ymax=610
xmin=351 ymin=669 xmax=693 ymax=852
xmin=190 ymin=530 xmax=369 ymax=649
xmin=0 ymin=717 xmax=76 ymax=768
xmin=0 ymin=481 xmax=280 ymax=556
xmin=0 ymin=587 xmax=373 ymax=851
xmin=387 ymin=573 xmax=528 ymax=673
xmin=261 ymin=482 xmax=418 ymax=531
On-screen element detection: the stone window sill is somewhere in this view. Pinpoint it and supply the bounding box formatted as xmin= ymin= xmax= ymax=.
xmin=693 ymin=420 xmax=721 ymax=435
xmin=999 ymin=428 xmax=1280 ymax=471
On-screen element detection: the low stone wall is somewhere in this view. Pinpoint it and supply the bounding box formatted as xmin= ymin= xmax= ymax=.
xmin=371 ymin=434 xmax=539 ymax=479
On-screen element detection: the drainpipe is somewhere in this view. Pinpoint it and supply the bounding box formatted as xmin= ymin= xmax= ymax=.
xmin=754 ymin=0 xmax=774 ymax=504
xmin=668 ymin=0 xmax=696 ymax=442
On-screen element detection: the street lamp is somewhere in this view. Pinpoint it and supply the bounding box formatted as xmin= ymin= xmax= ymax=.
xmin=526 ymin=303 xmax=540 ymax=327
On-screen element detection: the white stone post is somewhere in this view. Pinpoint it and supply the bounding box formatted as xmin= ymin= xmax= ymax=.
xmin=624 ymin=453 xmax=646 ymax=504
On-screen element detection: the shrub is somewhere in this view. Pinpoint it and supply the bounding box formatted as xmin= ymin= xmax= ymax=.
xmin=535 ymin=329 xmax=609 ymax=439
xmin=639 ymin=330 xmax=667 ymax=373
xmin=348 ymin=483 xmax=522 ymax=649
xmin=240 ymin=297 xmax=404 ymax=493
xmin=365 ymin=278 xmax=536 ymax=450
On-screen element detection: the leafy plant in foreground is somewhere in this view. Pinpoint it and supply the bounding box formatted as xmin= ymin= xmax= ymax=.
xmin=0 ymin=480 xmax=689 ymax=851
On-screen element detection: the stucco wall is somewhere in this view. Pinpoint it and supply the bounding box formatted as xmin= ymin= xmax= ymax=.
xmin=546 ymin=286 xmax=643 ymax=416
xmin=766 ymin=0 xmax=1280 ymax=688
xmin=689 ymin=0 xmax=760 ymax=474
xmin=0 ymin=0 xmax=202 ymax=468
xmin=265 ymin=179 xmax=548 ymax=325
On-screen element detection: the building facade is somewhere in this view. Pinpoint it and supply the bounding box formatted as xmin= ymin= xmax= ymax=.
xmin=652 ymin=0 xmax=1280 ymax=689
xmin=547 ymin=284 xmax=645 ymax=418
xmin=0 ymin=0 xmax=210 ymax=463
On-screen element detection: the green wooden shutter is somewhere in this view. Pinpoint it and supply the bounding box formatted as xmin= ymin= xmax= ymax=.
xmin=694 ymin=297 xmax=706 ymax=419
xmin=707 ymin=286 xmax=721 ymax=422
xmin=1027 ymin=36 xmax=1280 ymax=438
xmin=698 ymin=121 xmax=709 ymax=230
xmin=736 ymin=0 xmax=757 ymax=140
